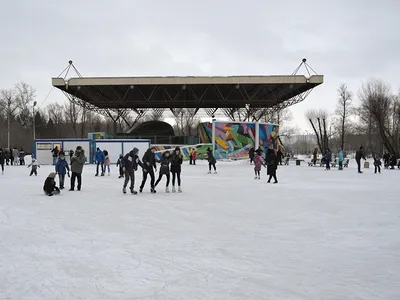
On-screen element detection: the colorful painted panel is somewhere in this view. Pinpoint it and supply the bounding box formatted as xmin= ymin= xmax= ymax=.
xmin=258 ymin=123 xmax=280 ymax=152
xmin=199 ymin=122 xmax=256 ymax=159
xmin=152 ymin=144 xmax=212 ymax=160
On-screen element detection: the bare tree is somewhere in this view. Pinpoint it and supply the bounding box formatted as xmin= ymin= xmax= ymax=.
xmin=335 ymin=84 xmax=353 ymax=150
xmin=306 ymin=109 xmax=335 ymax=154
xmin=358 ymin=79 xmax=399 ymax=156
xmin=14 ymin=82 xmax=36 ymax=128
xmin=64 ymin=101 xmax=81 ymax=137
xmin=173 ymin=109 xmax=200 ymax=136
xmin=47 ymin=103 xmax=65 ymax=136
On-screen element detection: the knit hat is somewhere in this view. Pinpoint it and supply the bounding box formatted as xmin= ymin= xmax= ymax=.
xmin=175 ymin=146 xmax=180 ymax=151
xmin=48 ymin=172 xmax=56 ymax=179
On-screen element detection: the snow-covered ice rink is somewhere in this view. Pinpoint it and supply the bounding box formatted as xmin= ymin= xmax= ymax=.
xmin=1 ymin=159 xmax=399 ymax=299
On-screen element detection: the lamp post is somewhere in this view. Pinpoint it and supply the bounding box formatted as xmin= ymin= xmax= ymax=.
xmin=33 ymin=101 xmax=37 ymax=141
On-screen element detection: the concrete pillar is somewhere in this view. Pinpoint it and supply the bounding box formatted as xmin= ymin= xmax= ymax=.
xmin=255 ymin=121 xmax=260 ymax=150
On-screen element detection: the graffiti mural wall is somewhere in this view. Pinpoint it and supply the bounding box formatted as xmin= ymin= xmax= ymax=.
xmin=152 ymin=144 xmax=212 ymax=161
xmin=198 ymin=121 xmax=279 ymax=159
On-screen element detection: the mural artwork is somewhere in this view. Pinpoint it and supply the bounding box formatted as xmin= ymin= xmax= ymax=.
xmin=258 ymin=123 xmax=280 ymax=152
xmin=152 ymin=144 xmax=212 ymax=161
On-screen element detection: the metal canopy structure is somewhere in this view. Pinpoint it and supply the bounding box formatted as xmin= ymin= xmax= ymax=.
xmin=52 ymin=59 xmax=323 ymax=131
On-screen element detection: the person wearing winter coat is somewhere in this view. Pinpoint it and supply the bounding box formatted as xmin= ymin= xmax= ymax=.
xmin=55 ymin=152 xmax=70 ymax=190
xmin=104 ymin=150 xmax=111 ymax=176
xmin=338 ymin=149 xmax=344 ymax=170
xmin=266 ymin=149 xmax=279 ymax=183
xmin=0 ymin=148 xmax=5 ymax=174
xmin=69 ymin=149 xmax=74 ymax=162
xmin=27 ymin=158 xmax=40 ymax=176
xmin=51 ymin=146 xmax=59 ymax=165
xmin=253 ymin=149 xmax=265 ymax=179
xmin=116 ymin=154 xmax=125 ymax=178
xmin=325 ymin=148 xmax=332 ymax=170
xmin=43 ymin=172 xmax=60 ymax=196
xmin=383 ymin=152 xmax=390 ymax=168
xmin=207 ymin=148 xmax=217 ymax=174
xmin=277 ymin=148 xmax=284 ymax=165
xmin=189 ymin=148 xmax=194 ymax=165
xmin=139 ymin=147 xmax=157 ymax=193
xmin=70 ymin=146 xmax=86 ymax=191
xmin=155 ymin=151 xmax=172 ymax=192
xmin=12 ymin=148 xmax=19 ymax=165
xmin=312 ymin=148 xmax=318 ymax=166
xmin=249 ymin=147 xmax=255 ymax=164
xmin=122 ymin=147 xmax=145 ymax=194
xmin=95 ymin=148 xmax=105 ymax=176
xmin=192 ymin=150 xmax=197 ymax=165
xmin=19 ymin=148 xmax=25 ymax=165
xmin=373 ymin=155 xmax=382 ymax=174
xmin=170 ymin=147 xmax=183 ymax=192
xmin=355 ymin=146 xmax=366 ymax=173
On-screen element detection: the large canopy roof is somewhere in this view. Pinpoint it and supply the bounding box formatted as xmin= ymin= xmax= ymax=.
xmin=52 ymin=75 xmax=323 ymax=110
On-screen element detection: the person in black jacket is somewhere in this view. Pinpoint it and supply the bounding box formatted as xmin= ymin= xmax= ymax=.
xmin=249 ymin=147 xmax=255 ymax=164
xmin=155 ymin=151 xmax=172 ymax=192
xmin=139 ymin=147 xmax=157 ymax=193
xmin=122 ymin=148 xmax=144 ymax=194
xmin=207 ymin=148 xmax=217 ymax=174
xmin=355 ymin=146 xmax=366 ymax=173
xmin=0 ymin=148 xmax=5 ymax=174
xmin=266 ymin=148 xmax=278 ymax=184
xmin=43 ymin=172 xmax=60 ymax=196
xmin=170 ymin=147 xmax=183 ymax=192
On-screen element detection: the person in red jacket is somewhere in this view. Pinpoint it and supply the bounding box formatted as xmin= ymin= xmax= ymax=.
xmin=192 ymin=150 xmax=197 ymax=165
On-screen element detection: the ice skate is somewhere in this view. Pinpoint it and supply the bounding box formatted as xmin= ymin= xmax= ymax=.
xmin=165 ymin=186 xmax=169 ymax=193
xmin=207 ymin=171 xmax=211 ymax=174
xmin=101 ymin=173 xmax=105 ymax=176
xmin=151 ymin=188 xmax=156 ymax=194
xmin=130 ymin=188 xmax=137 ymax=195
xmin=254 ymin=176 xmax=258 ymax=179
xmin=178 ymin=186 xmax=182 ymax=193
xmin=139 ymin=187 xmax=143 ymax=193
xmin=172 ymin=186 xmax=176 ymax=193
xmin=95 ymin=173 xmax=98 ymax=176
xmin=108 ymin=173 xmax=110 ymax=176
xmin=123 ymin=187 xmax=127 ymax=194
xmin=258 ymin=176 xmax=260 ymax=179
xmin=214 ymin=171 xmax=217 ymax=174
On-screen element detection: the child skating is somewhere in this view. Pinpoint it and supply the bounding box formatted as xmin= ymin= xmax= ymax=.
xmin=253 ymin=149 xmax=265 ymax=179
xmin=104 ymin=150 xmax=111 ymax=176
xmin=27 ymin=158 xmax=40 ymax=176
xmin=43 ymin=172 xmax=60 ymax=196
xmin=373 ymin=155 xmax=382 ymax=174
xmin=116 ymin=154 xmax=124 ymax=178
xmin=55 ymin=152 xmax=70 ymax=190
xmin=155 ymin=151 xmax=172 ymax=192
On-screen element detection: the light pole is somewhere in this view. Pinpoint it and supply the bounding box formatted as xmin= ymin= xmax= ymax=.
xmin=33 ymin=101 xmax=37 ymax=141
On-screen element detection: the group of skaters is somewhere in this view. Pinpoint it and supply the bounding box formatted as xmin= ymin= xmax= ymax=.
xmin=249 ymin=147 xmax=279 ymax=183
xmin=0 ymin=147 xmax=26 ymax=168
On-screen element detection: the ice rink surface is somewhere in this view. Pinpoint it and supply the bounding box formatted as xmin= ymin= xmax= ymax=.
xmin=1 ymin=159 xmax=400 ymax=299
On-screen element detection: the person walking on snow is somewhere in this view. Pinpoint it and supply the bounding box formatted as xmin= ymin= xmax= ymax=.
xmin=155 ymin=151 xmax=172 ymax=192
xmin=207 ymin=148 xmax=217 ymax=174
xmin=355 ymin=146 xmax=366 ymax=173
xmin=43 ymin=172 xmax=60 ymax=196
xmin=253 ymin=149 xmax=265 ymax=179
xmin=373 ymin=154 xmax=382 ymax=174
xmin=95 ymin=147 xmax=105 ymax=176
xmin=70 ymin=146 xmax=86 ymax=191
xmin=122 ymin=147 xmax=145 ymax=194
xmin=325 ymin=148 xmax=332 ymax=170
xmin=139 ymin=147 xmax=157 ymax=193
xmin=266 ymin=148 xmax=279 ymax=184
xmin=0 ymin=148 xmax=5 ymax=174
xmin=104 ymin=150 xmax=111 ymax=176
xmin=170 ymin=147 xmax=183 ymax=192
xmin=338 ymin=149 xmax=344 ymax=170
xmin=27 ymin=158 xmax=40 ymax=176
xmin=116 ymin=154 xmax=125 ymax=178
xmin=55 ymin=151 xmax=70 ymax=190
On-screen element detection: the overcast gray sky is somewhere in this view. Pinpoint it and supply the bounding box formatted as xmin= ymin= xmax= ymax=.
xmin=1 ymin=0 xmax=399 ymax=130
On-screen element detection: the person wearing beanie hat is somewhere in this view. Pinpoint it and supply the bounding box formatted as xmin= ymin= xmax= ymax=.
xmin=155 ymin=150 xmax=172 ymax=192
xmin=170 ymin=147 xmax=183 ymax=192
xmin=56 ymin=152 xmax=70 ymax=189
xmin=27 ymin=158 xmax=40 ymax=176
xmin=43 ymin=172 xmax=60 ymax=196
xmin=139 ymin=146 xmax=157 ymax=193
xmin=70 ymin=146 xmax=86 ymax=191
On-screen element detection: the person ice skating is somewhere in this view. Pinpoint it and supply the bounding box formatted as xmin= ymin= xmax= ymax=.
xmin=104 ymin=150 xmax=111 ymax=176
xmin=249 ymin=147 xmax=255 ymax=164
xmin=43 ymin=172 xmax=60 ymax=196
xmin=277 ymin=147 xmax=284 ymax=165
xmin=51 ymin=146 xmax=59 ymax=165
xmin=19 ymin=148 xmax=25 ymax=165
xmin=312 ymin=148 xmax=318 ymax=166
xmin=12 ymin=148 xmax=19 ymax=165
xmin=4 ymin=149 xmax=10 ymax=166
xmin=383 ymin=152 xmax=390 ymax=169
xmin=325 ymin=148 xmax=332 ymax=170
xmin=355 ymin=146 xmax=366 ymax=173
xmin=70 ymin=146 xmax=86 ymax=191
xmin=69 ymin=149 xmax=74 ymax=162
xmin=116 ymin=154 xmax=125 ymax=178
xmin=95 ymin=147 xmax=105 ymax=176
xmin=170 ymin=147 xmax=183 ymax=192
xmin=0 ymin=148 xmax=5 ymax=174
xmin=266 ymin=148 xmax=278 ymax=184
xmin=139 ymin=147 xmax=157 ymax=193
xmin=373 ymin=154 xmax=382 ymax=174
xmin=27 ymin=158 xmax=40 ymax=176
xmin=55 ymin=151 xmax=70 ymax=190
xmin=207 ymin=148 xmax=217 ymax=174
xmin=338 ymin=148 xmax=344 ymax=170
xmin=122 ymin=147 xmax=144 ymax=194
xmin=253 ymin=149 xmax=265 ymax=179
xmin=154 ymin=151 xmax=172 ymax=192
xmin=189 ymin=148 xmax=194 ymax=165
xmin=192 ymin=149 xmax=197 ymax=165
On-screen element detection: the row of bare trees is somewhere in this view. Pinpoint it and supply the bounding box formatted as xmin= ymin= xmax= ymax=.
xmin=307 ymin=79 xmax=400 ymax=156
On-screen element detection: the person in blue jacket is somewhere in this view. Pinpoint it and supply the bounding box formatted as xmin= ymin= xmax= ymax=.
xmin=55 ymin=151 xmax=70 ymax=189
xmin=116 ymin=154 xmax=125 ymax=178
xmin=95 ymin=147 xmax=105 ymax=176
xmin=325 ymin=148 xmax=332 ymax=170
xmin=338 ymin=148 xmax=344 ymax=170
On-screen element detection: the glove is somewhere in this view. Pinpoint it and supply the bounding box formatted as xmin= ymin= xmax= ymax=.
xmin=146 ymin=162 xmax=150 ymax=166
xmin=67 ymin=172 xmax=70 ymax=178
xmin=122 ymin=167 xmax=126 ymax=172
xmin=143 ymin=168 xmax=148 ymax=173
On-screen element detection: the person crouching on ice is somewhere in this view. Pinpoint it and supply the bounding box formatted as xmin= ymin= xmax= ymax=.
xmin=253 ymin=149 xmax=265 ymax=179
xmin=43 ymin=172 xmax=60 ymax=196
